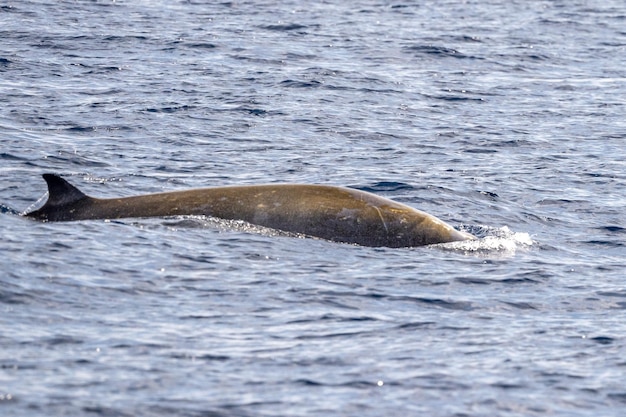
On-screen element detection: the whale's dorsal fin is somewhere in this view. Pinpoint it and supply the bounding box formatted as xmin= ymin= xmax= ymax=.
xmin=25 ymin=174 xmax=92 ymax=221
xmin=42 ymin=174 xmax=89 ymax=207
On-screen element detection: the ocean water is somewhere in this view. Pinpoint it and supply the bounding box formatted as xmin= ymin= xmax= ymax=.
xmin=1 ymin=1 xmax=625 ymax=416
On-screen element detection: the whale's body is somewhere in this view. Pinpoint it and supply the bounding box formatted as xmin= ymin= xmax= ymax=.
xmin=25 ymin=174 xmax=474 ymax=247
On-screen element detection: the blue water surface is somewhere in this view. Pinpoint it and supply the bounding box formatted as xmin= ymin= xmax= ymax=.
xmin=1 ymin=1 xmax=625 ymax=416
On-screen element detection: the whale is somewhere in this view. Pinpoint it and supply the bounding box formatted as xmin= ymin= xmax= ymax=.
xmin=25 ymin=174 xmax=475 ymax=247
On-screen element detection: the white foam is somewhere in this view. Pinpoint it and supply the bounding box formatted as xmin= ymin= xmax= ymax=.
xmin=437 ymin=225 xmax=534 ymax=256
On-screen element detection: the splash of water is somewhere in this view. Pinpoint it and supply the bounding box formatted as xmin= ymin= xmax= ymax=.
xmin=438 ymin=225 xmax=534 ymax=256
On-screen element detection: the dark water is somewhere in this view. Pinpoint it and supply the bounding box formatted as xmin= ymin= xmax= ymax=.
xmin=1 ymin=1 xmax=625 ymax=416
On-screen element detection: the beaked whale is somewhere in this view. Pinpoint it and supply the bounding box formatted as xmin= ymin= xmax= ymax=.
xmin=25 ymin=174 xmax=475 ymax=247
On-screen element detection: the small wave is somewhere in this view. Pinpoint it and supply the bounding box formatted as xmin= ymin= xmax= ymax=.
xmin=0 ymin=287 xmax=34 ymax=304
xmin=585 ymin=239 xmax=623 ymax=248
xmin=596 ymin=225 xmax=625 ymax=233
xmin=389 ymin=295 xmax=475 ymax=311
xmin=261 ymin=23 xmax=309 ymax=32
xmin=404 ymin=44 xmax=482 ymax=60
xmin=351 ymin=181 xmax=415 ymax=193
xmin=589 ymin=336 xmax=614 ymax=345
xmin=430 ymin=95 xmax=485 ymax=103
xmin=280 ymin=79 xmax=323 ymax=88
xmin=294 ymin=378 xmax=374 ymax=388
xmin=231 ymin=106 xmax=270 ymax=116
xmin=0 ymin=152 xmax=28 ymax=161
xmin=144 ymin=105 xmax=193 ymax=113
xmin=0 ymin=204 xmax=21 ymax=216
xmin=181 ymin=42 xmax=217 ymax=49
